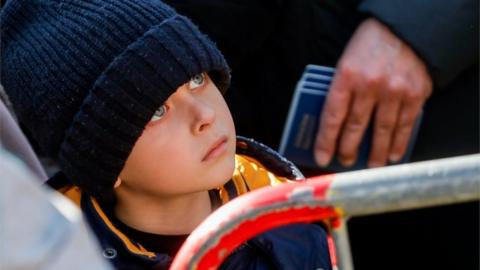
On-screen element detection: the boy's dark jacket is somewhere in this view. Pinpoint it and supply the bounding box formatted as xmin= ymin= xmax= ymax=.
xmin=48 ymin=137 xmax=332 ymax=270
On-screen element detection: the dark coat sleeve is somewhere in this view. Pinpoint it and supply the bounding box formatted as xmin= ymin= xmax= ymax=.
xmin=357 ymin=0 xmax=479 ymax=88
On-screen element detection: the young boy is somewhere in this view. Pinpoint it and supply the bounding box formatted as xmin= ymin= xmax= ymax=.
xmin=1 ymin=0 xmax=332 ymax=269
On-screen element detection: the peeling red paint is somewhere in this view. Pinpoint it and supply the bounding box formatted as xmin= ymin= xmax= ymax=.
xmin=171 ymin=174 xmax=339 ymax=270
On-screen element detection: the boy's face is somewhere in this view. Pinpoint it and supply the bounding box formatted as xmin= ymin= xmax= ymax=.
xmin=118 ymin=73 xmax=236 ymax=197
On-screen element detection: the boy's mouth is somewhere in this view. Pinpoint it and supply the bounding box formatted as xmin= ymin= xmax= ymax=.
xmin=203 ymin=136 xmax=228 ymax=161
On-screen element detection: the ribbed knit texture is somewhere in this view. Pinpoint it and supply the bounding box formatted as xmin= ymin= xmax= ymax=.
xmin=1 ymin=0 xmax=230 ymax=201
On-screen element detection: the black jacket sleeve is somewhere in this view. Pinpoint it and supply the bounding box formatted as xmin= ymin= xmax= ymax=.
xmin=357 ymin=0 xmax=478 ymax=88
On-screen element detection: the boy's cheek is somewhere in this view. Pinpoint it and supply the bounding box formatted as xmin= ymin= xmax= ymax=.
xmin=223 ymin=152 xmax=237 ymax=181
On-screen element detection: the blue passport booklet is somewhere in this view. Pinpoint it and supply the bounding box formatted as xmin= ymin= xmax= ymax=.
xmin=279 ymin=64 xmax=422 ymax=172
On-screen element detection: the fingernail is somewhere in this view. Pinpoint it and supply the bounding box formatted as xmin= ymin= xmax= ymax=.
xmin=368 ymin=161 xmax=383 ymax=168
xmin=339 ymin=156 xmax=355 ymax=167
xmin=389 ymin=153 xmax=402 ymax=163
xmin=315 ymin=151 xmax=331 ymax=167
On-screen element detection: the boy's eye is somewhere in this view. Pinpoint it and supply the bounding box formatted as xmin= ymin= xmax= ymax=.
xmin=188 ymin=73 xmax=206 ymax=89
xmin=151 ymin=105 xmax=168 ymax=122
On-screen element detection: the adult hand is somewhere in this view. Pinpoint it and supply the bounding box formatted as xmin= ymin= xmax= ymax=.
xmin=314 ymin=18 xmax=432 ymax=168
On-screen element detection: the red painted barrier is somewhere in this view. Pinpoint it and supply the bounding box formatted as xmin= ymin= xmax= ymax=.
xmin=171 ymin=174 xmax=338 ymax=270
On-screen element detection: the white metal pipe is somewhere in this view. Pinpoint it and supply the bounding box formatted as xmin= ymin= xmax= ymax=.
xmin=326 ymin=154 xmax=480 ymax=216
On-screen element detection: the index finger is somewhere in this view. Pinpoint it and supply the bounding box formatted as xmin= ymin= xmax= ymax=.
xmin=314 ymin=73 xmax=353 ymax=166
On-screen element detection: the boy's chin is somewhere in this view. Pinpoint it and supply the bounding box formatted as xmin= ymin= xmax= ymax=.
xmin=216 ymin=156 xmax=236 ymax=184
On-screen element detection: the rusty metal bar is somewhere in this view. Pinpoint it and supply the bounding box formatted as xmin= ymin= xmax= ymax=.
xmin=326 ymin=154 xmax=480 ymax=216
xmin=322 ymin=154 xmax=480 ymax=269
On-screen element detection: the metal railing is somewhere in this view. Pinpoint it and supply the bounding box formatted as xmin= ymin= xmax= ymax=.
xmin=171 ymin=154 xmax=480 ymax=270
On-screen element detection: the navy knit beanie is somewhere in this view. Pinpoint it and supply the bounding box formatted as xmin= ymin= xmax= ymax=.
xmin=1 ymin=0 xmax=230 ymax=201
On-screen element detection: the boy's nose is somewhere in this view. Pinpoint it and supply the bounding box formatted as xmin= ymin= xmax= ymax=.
xmin=192 ymin=102 xmax=216 ymax=135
